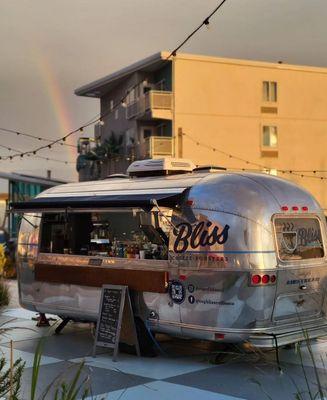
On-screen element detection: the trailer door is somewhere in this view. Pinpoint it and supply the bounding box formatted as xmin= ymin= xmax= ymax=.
xmin=272 ymin=215 xmax=326 ymax=323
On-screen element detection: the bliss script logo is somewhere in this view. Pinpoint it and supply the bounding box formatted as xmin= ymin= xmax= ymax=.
xmin=173 ymin=221 xmax=230 ymax=253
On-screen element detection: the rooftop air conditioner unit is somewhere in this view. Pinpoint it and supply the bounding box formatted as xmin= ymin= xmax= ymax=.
xmin=127 ymin=158 xmax=196 ymax=177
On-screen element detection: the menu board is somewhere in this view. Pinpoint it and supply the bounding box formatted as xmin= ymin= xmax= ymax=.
xmin=93 ymin=285 xmax=140 ymax=361
xmin=97 ymin=287 xmax=122 ymax=345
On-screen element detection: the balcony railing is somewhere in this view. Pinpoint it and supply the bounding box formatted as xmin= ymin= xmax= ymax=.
xmin=145 ymin=136 xmax=173 ymax=158
xmin=126 ymin=90 xmax=173 ymax=119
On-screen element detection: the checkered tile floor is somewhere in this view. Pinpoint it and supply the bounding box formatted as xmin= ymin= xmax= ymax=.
xmin=1 ymin=307 xmax=327 ymax=399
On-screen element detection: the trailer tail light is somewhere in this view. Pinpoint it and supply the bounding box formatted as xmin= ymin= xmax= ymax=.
xmin=281 ymin=205 xmax=308 ymax=212
xmin=250 ymin=273 xmax=277 ymax=286
xmin=251 ymin=274 xmax=261 ymax=285
xmin=215 ymin=333 xmax=225 ymax=340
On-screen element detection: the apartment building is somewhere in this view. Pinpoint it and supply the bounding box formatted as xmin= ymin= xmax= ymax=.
xmin=75 ymin=51 xmax=327 ymax=209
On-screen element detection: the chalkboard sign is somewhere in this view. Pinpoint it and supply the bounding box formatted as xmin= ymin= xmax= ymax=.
xmin=93 ymin=285 xmax=140 ymax=361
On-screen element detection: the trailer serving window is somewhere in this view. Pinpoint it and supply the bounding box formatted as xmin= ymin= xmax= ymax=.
xmin=274 ymin=217 xmax=324 ymax=261
xmin=17 ymin=214 xmax=41 ymax=259
xmin=39 ymin=208 xmax=172 ymax=260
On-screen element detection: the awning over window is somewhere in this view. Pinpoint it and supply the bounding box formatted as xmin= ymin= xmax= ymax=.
xmin=9 ymin=189 xmax=186 ymax=213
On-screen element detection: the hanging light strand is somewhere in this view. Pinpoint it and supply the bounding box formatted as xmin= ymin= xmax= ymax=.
xmin=182 ymin=132 xmax=327 ymax=181
xmin=0 ymin=0 xmax=229 ymax=161
xmin=0 ymin=127 xmax=77 ymax=148
xmin=0 ymin=144 xmax=74 ymax=165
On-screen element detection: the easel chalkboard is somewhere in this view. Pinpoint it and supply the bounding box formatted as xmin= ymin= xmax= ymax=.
xmin=93 ymin=285 xmax=140 ymax=361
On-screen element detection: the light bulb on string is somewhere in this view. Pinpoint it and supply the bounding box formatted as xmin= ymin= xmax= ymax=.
xmin=203 ymin=17 xmax=210 ymax=29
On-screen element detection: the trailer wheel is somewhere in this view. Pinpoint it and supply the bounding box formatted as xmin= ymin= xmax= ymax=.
xmin=134 ymin=317 xmax=158 ymax=357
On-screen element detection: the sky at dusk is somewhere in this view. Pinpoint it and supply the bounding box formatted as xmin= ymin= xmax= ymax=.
xmin=1 ymin=0 xmax=326 ymax=189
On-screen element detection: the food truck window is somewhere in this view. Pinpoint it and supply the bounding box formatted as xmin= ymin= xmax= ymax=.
xmin=39 ymin=208 xmax=172 ymax=260
xmin=17 ymin=213 xmax=41 ymax=259
xmin=274 ymin=217 xmax=324 ymax=261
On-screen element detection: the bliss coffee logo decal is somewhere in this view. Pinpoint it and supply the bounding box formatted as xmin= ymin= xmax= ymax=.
xmin=173 ymin=221 xmax=230 ymax=253
xmin=169 ymin=280 xmax=186 ymax=304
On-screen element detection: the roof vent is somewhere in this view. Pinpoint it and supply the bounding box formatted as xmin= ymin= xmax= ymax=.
xmin=104 ymin=173 xmax=129 ymax=179
xmin=193 ymin=165 xmax=227 ymax=173
xmin=127 ymin=158 xmax=196 ymax=177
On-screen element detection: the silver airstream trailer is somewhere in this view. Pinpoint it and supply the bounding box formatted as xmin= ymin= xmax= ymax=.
xmin=12 ymin=158 xmax=327 ymax=351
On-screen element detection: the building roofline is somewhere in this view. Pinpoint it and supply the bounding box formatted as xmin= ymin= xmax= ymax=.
xmin=0 ymin=172 xmax=68 ymax=186
xmin=75 ymin=51 xmax=327 ymax=98
xmin=75 ymin=51 xmax=170 ymax=97
xmin=174 ymin=52 xmax=327 ymax=74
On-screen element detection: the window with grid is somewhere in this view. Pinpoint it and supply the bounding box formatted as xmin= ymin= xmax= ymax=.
xmin=263 ymin=81 xmax=277 ymax=102
xmin=262 ymin=125 xmax=278 ymax=148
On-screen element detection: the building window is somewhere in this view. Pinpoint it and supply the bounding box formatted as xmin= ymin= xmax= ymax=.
xmin=126 ymin=87 xmax=136 ymax=105
xmin=154 ymin=80 xmax=165 ymax=91
xmin=263 ymin=81 xmax=277 ymax=102
xmin=156 ymin=124 xmax=166 ymax=136
xmin=125 ymin=128 xmax=135 ymax=146
xmin=262 ymin=126 xmax=278 ymax=148
xmin=142 ymin=128 xmax=153 ymax=139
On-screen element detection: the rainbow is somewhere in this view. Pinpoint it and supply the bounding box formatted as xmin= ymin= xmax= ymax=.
xmin=36 ymin=53 xmax=76 ymax=163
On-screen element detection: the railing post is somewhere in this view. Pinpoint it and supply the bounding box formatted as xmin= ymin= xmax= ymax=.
xmin=177 ymin=128 xmax=183 ymax=158
xmin=150 ymin=136 xmax=153 ymax=158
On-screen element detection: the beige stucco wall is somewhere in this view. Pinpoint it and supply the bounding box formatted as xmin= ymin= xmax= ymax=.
xmin=172 ymin=54 xmax=327 ymax=210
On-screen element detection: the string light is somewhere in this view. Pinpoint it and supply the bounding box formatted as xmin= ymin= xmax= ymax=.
xmin=165 ymin=0 xmax=228 ymax=60
xmin=0 ymin=127 xmax=76 ymax=148
xmin=0 ymin=0 xmax=229 ymax=162
xmin=0 ymin=143 xmax=74 ymax=165
xmin=182 ymin=132 xmax=327 ymax=181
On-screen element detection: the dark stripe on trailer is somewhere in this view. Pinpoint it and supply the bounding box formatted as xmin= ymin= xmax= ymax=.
xmin=35 ymin=263 xmax=169 ymax=293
